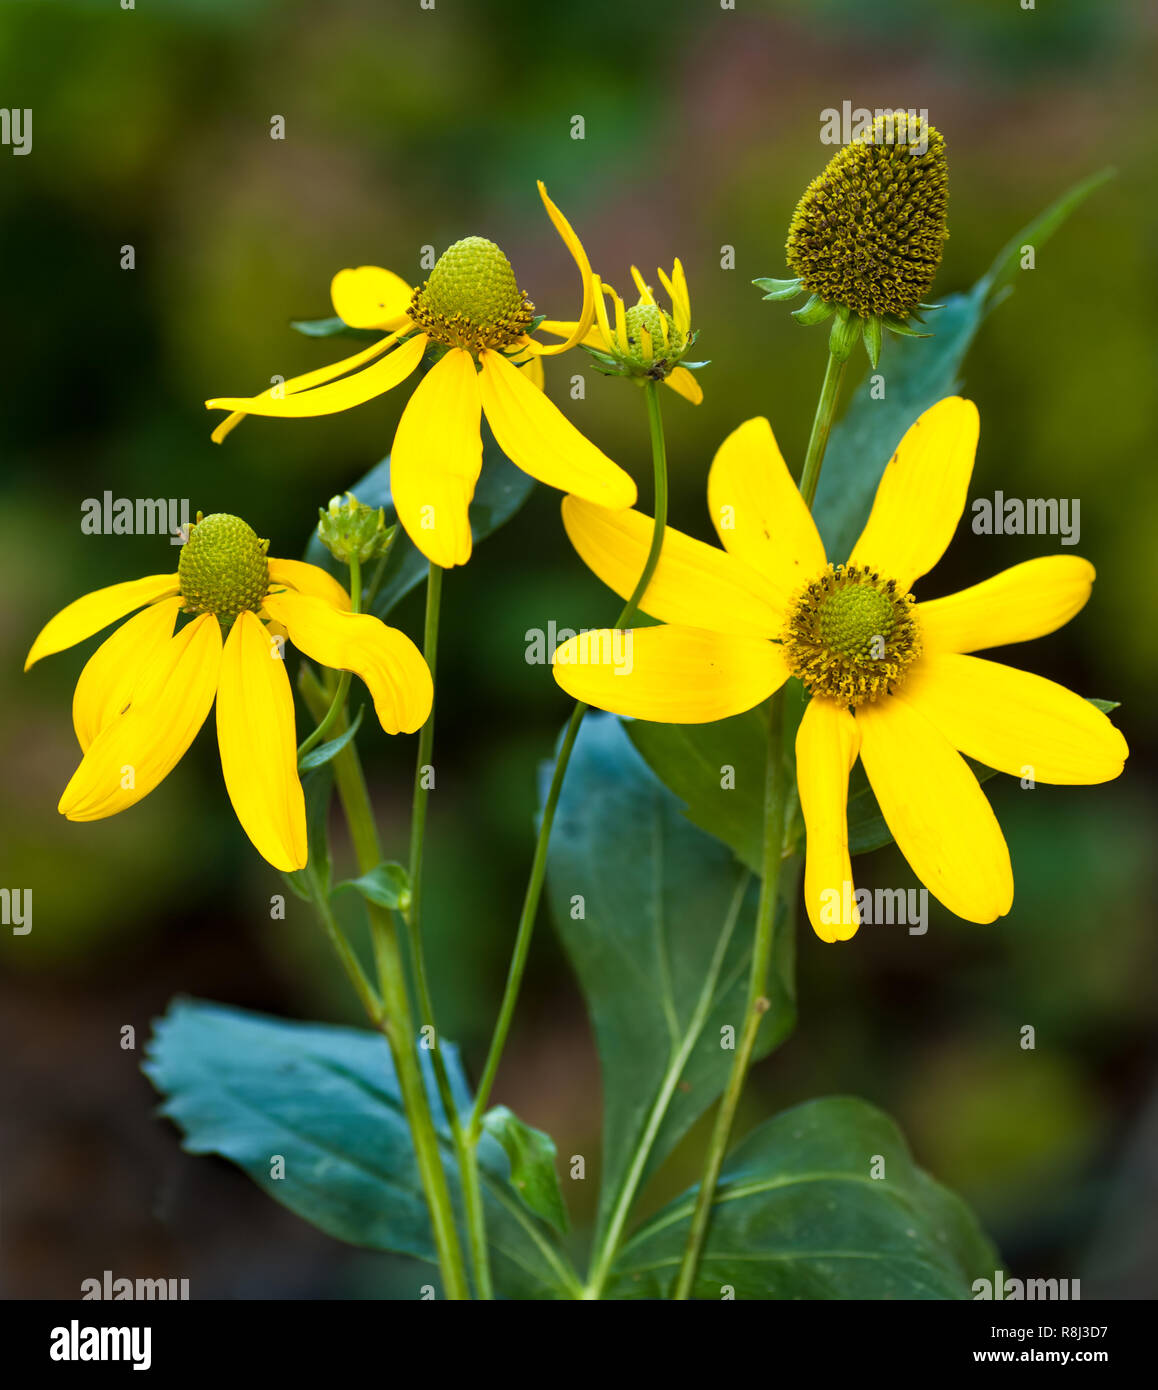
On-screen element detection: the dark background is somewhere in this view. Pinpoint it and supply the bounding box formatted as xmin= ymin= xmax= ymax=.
xmin=1 ymin=0 xmax=1155 ymax=1298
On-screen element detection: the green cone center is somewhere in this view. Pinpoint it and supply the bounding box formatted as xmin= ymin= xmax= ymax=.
xmin=409 ymin=236 xmax=534 ymax=351
xmin=178 ymin=513 xmax=270 ymax=628
xmin=818 ymin=583 xmax=896 ymax=661
xmin=622 ymin=303 xmax=685 ymax=366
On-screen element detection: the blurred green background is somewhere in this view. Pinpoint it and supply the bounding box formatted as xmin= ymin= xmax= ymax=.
xmin=1 ymin=0 xmax=1155 ymax=1298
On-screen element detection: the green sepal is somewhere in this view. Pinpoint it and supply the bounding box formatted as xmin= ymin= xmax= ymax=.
xmin=827 ymin=305 xmax=862 ymax=362
xmin=862 ymin=314 xmax=883 ymax=369
xmin=1088 ymin=698 xmax=1121 ymax=714
xmin=298 ymin=704 xmax=365 ymax=773
xmin=792 ymin=293 xmax=835 ymax=326
xmin=290 ymin=316 xmax=382 ymax=341
xmin=481 ymin=1106 xmax=570 ymax=1235
xmin=333 ymin=862 xmax=412 ymax=913
xmin=882 ymin=314 xmax=932 ymax=339
xmin=753 ymin=276 xmax=804 ymax=302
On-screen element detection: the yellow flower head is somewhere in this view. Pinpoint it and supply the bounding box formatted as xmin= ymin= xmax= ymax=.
xmin=205 ymin=184 xmax=637 ymax=570
xmin=551 ymin=399 xmax=1128 ymax=940
xmin=540 ymin=259 xmax=704 ymax=404
xmin=25 ymin=513 xmax=433 ymax=872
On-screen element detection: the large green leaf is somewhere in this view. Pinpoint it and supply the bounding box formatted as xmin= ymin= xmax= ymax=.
xmin=544 ymin=714 xmax=796 ymax=1243
xmin=607 ymin=1097 xmax=1001 ymax=1300
xmin=143 ymin=999 xmax=581 ymax=1299
xmin=812 ymin=169 xmax=1112 ymax=561
xmin=303 ymin=426 xmax=535 ymax=620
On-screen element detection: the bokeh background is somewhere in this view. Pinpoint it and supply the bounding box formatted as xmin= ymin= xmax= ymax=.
xmin=2 ymin=0 xmax=1156 ymax=1299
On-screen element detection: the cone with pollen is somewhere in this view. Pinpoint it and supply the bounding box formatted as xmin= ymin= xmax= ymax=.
xmin=755 ymin=113 xmax=949 ymax=366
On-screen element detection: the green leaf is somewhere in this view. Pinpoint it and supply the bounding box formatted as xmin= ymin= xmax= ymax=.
xmin=298 ymin=704 xmax=365 ymax=772
xmin=752 ymin=276 xmax=803 ymax=301
xmin=283 ymin=763 xmax=335 ymax=901
xmin=813 ymin=169 xmax=1113 ymax=562
xmin=544 ymin=714 xmax=795 ymax=1244
xmin=334 ymin=861 xmax=411 ymax=912
xmin=290 ymin=315 xmax=382 ymax=341
xmin=1088 ymin=698 xmax=1120 ymax=714
xmin=624 ymin=707 xmax=769 ymax=874
xmin=144 ymin=999 xmax=581 ymax=1300
xmin=303 ymin=424 xmax=536 ymax=621
xmin=481 ymin=1106 xmax=570 ymax=1235
xmin=607 ymin=1096 xmax=1002 ymax=1300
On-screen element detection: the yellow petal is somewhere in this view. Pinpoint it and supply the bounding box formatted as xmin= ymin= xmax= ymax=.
xmin=903 ymin=653 xmax=1128 ymax=785
xmin=552 ymin=624 xmax=789 ymax=722
xmin=796 ymin=698 xmax=860 ymax=942
xmin=216 ymin=611 xmax=306 ymax=872
xmin=206 ymin=332 xmax=426 ymax=422
xmin=479 ymin=348 xmax=636 ymax=509
xmin=658 ymin=260 xmax=691 ymax=333
xmin=263 ymin=589 xmax=433 ymax=735
xmin=72 ymin=596 xmax=181 ymax=752
xmin=856 ymin=694 xmax=1013 ymax=923
xmin=849 ymin=397 xmax=979 ymax=589
xmin=707 ymin=417 xmax=827 ymax=610
xmin=629 ymin=265 xmax=656 ymax=305
xmin=917 ymin=556 xmax=1095 ymax=655
xmin=330 ymin=266 xmax=413 ymax=330
xmin=206 ymin=330 xmax=409 ymax=443
xmin=664 ymin=367 xmax=703 ymax=405
xmin=59 ymin=612 xmax=221 ymax=822
xmin=390 ymin=347 xmax=482 ymax=569
xmin=530 ymin=181 xmax=596 ymax=355
xmin=535 ymin=319 xmax=606 ymax=351
xmin=267 ymin=557 xmax=352 ymax=611
xmin=562 ymin=496 xmax=784 ymax=638
xmin=521 ymin=351 xmax=545 ymax=393
xmin=26 ymin=574 xmax=179 ymax=670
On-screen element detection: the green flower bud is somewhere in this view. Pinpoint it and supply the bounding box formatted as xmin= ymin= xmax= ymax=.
xmin=316 ymin=493 xmax=397 ymax=566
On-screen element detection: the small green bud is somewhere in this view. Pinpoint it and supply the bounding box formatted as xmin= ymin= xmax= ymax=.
xmin=316 ymin=493 xmax=397 ymax=566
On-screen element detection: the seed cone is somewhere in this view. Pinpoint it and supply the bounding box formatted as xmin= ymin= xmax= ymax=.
xmin=786 ymin=114 xmax=948 ymax=320
xmin=178 ymin=513 xmax=270 ymax=628
xmin=409 ymin=236 xmax=535 ymax=351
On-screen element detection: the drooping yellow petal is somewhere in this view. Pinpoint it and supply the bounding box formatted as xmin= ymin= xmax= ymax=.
xmin=903 ymin=653 xmax=1128 ymax=785
xmin=267 ymin=557 xmax=352 ymax=611
xmin=206 ymin=330 xmax=410 ymax=443
xmin=330 ymin=266 xmax=414 ymax=330
xmin=535 ymin=319 xmax=606 ymax=351
xmin=206 ymin=332 xmax=426 ymax=423
xmin=562 ymin=496 xmax=784 ymax=638
xmin=72 ymin=596 xmax=181 ymax=752
xmin=856 ymin=694 xmax=1013 ymax=923
xmin=479 ymin=348 xmax=636 ymax=509
xmin=520 ymin=351 xmax=545 ymax=392
xmin=390 ymin=347 xmax=482 ymax=568
xmin=796 ymin=697 xmax=860 ymax=943
xmin=664 ymin=367 xmax=703 ymax=405
xmin=917 ymin=556 xmax=1095 ymax=655
xmin=59 ymin=612 xmax=221 ymax=822
xmin=263 ymin=589 xmax=433 ymax=735
xmin=527 ymin=181 xmax=596 ymax=355
xmin=25 ymin=574 xmax=179 ymax=670
xmin=707 ymin=416 xmax=828 ymax=610
xmin=849 ymin=397 xmax=980 ymax=589
xmin=552 ymin=624 xmax=789 ymax=722
xmin=215 ymin=610 xmax=306 ymax=872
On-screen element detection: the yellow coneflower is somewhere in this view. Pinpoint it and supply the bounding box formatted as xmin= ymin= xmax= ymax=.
xmin=25 ymin=513 xmax=432 ymax=871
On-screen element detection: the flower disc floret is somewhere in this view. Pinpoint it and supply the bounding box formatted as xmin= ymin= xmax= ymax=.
xmin=408 ymin=236 xmax=535 ymax=352
xmin=178 ymin=513 xmax=270 ymax=628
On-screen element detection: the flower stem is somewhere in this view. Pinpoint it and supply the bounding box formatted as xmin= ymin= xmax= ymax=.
xmin=400 ymin=563 xmax=495 ymax=1300
xmin=797 ymin=348 xmax=846 ymax=510
xmin=672 ymin=343 xmax=846 ymax=1299
xmin=297 ymin=670 xmax=352 ymax=760
xmin=302 ymin=554 xmax=471 ymax=1301
xmin=467 ymin=379 xmax=671 ymax=1144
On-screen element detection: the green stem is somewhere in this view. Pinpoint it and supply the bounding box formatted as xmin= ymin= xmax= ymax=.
xmin=672 ymin=695 xmax=790 ymax=1300
xmin=468 ymin=379 xmax=671 ymax=1140
xmin=297 ymin=670 xmax=351 ymax=760
xmin=671 ymin=341 xmax=847 ymax=1300
xmin=797 ymin=349 xmax=847 ymax=510
xmin=401 ymin=564 xmax=495 ymax=1300
xmin=301 ymin=554 xmax=471 ymax=1301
